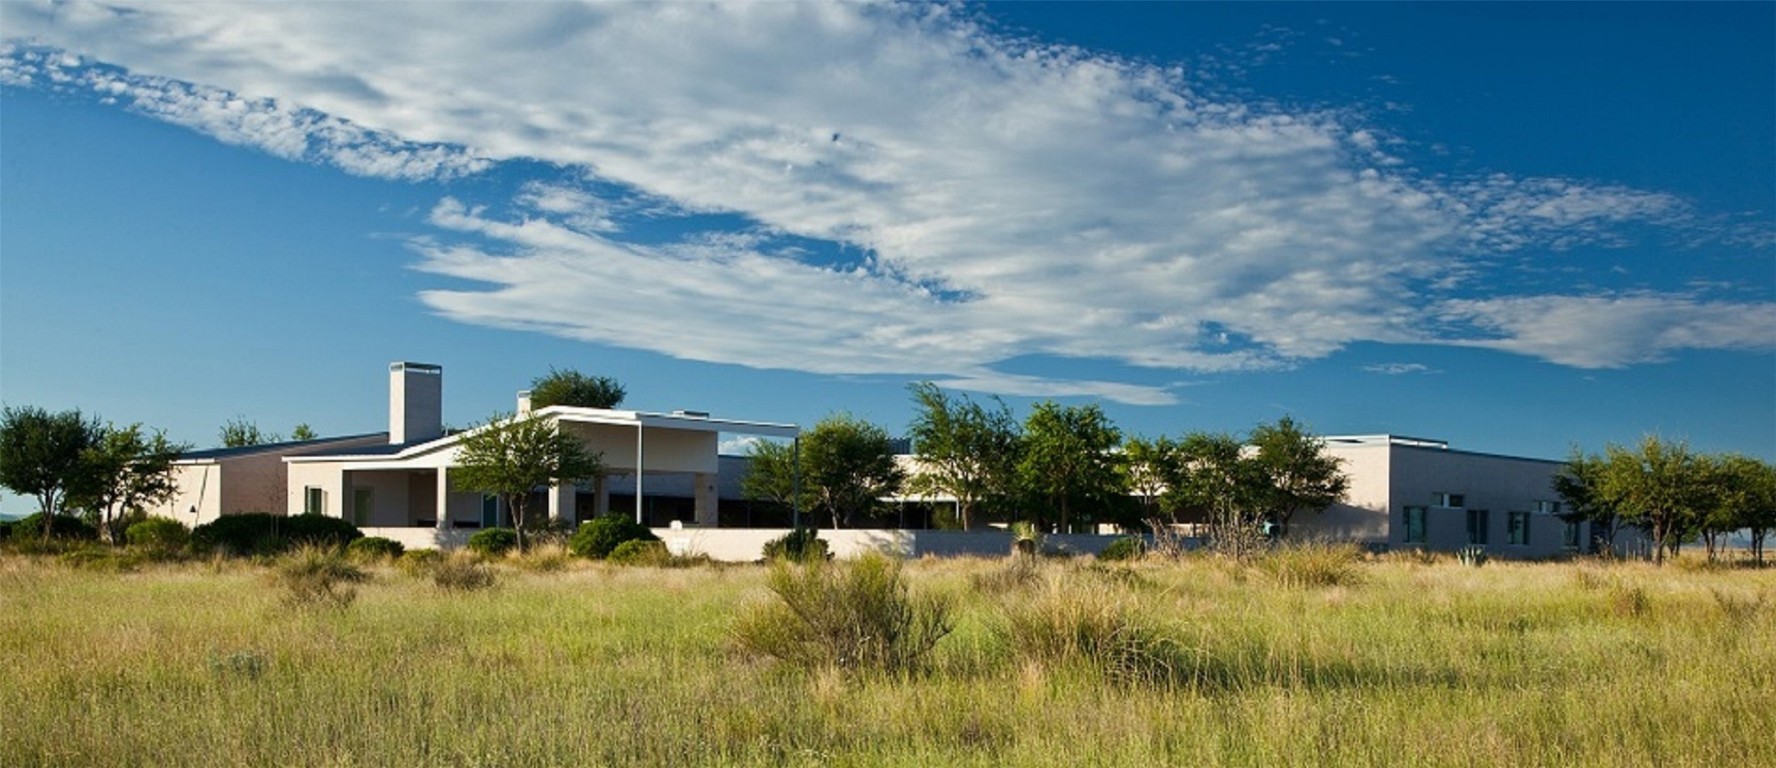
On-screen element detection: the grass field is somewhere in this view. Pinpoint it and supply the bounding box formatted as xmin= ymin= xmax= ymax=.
xmin=1 ymin=549 xmax=1772 ymax=766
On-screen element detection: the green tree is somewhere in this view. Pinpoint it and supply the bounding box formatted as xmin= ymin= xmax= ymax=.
xmin=290 ymin=423 xmax=318 ymax=441
xmin=1246 ymin=416 xmax=1348 ymax=533
xmin=741 ymin=438 xmax=804 ymax=516
xmin=451 ymin=412 xmax=601 ymax=552
xmin=1166 ymin=431 xmax=1265 ymax=557
xmin=0 ymin=406 xmax=103 ymax=541
xmin=1016 ymin=401 xmax=1123 ymax=533
xmin=529 ymin=368 xmax=626 ymax=409
xmin=69 ymin=424 xmax=188 ymax=545
xmin=1592 ymin=436 xmax=1712 ymax=566
xmin=1714 ymin=454 xmax=1776 ymax=565
xmin=1121 ymin=434 xmax=1180 ymax=523
xmin=1553 ymin=447 xmax=1616 ymax=552
xmin=749 ymin=414 xmax=903 ymax=529
xmin=219 ymin=417 xmax=280 ymax=448
xmin=904 ymin=382 xmax=1021 ymax=530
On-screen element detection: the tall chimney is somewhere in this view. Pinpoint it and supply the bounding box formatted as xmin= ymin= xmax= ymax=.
xmin=389 ymin=362 xmax=443 ymax=444
xmin=517 ymin=390 xmax=533 ymax=416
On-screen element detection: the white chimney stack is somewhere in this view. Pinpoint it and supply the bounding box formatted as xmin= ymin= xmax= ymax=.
xmin=517 ymin=390 xmax=533 ymax=416
xmin=389 ymin=362 xmax=443 ymax=444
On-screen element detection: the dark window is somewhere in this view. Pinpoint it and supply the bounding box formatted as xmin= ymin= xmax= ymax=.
xmin=1403 ymin=506 xmax=1427 ymax=544
xmin=1466 ymin=509 xmax=1490 ymax=545
xmin=1507 ymin=511 xmax=1529 ymax=546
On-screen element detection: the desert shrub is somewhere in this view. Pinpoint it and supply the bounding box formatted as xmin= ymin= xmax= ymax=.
xmin=125 ymin=518 xmax=190 ymax=554
xmin=58 ymin=544 xmax=149 ymax=572
xmin=971 ymin=554 xmax=1043 ymax=594
xmin=346 ymin=536 xmax=405 ymax=562
xmin=397 ymin=548 xmax=444 ymax=576
xmin=8 ymin=513 xmax=99 ymax=542
xmin=762 ymin=527 xmax=828 ymax=562
xmin=466 ymin=527 xmax=518 ymax=558
xmin=432 ymin=554 xmax=496 ymax=592
xmin=608 ymin=539 xmax=669 ymax=566
xmin=273 ymin=545 xmax=368 ymax=609
xmin=1456 ymin=545 xmax=1489 ymax=568
xmin=734 ymin=553 xmax=952 ymax=673
xmin=998 ymin=581 xmax=1192 ymax=687
xmin=1255 ymin=543 xmax=1364 ymax=588
xmin=1384 ymin=546 xmax=1441 ymax=566
xmin=568 ymin=515 xmax=659 ymax=559
xmin=1097 ymin=536 xmax=1146 ymax=562
xmin=191 ymin=513 xmax=361 ymax=557
xmin=510 ymin=543 xmax=573 ymax=572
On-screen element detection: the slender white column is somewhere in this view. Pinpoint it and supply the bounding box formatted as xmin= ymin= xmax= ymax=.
xmin=435 ymin=467 xmax=450 ymax=532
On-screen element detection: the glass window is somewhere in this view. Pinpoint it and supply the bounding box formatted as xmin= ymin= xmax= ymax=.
xmin=1403 ymin=506 xmax=1427 ymax=544
xmin=1507 ymin=511 xmax=1530 ymax=546
xmin=1435 ymin=493 xmax=1465 ymax=508
xmin=1564 ymin=520 xmax=1581 ymax=550
xmin=1466 ymin=509 xmax=1490 ymax=545
xmin=353 ymin=488 xmax=373 ymax=527
xmin=481 ymin=494 xmax=500 ymax=528
xmin=303 ymin=487 xmax=325 ymax=516
xmin=1535 ymin=500 xmax=1560 ymax=516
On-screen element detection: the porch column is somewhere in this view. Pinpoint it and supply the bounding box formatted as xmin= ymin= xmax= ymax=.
xmin=593 ymin=475 xmax=610 ymax=517
xmin=435 ymin=467 xmax=450 ymax=532
xmin=634 ymin=422 xmax=645 ymax=525
xmin=336 ymin=470 xmax=353 ymax=521
xmin=693 ymin=472 xmax=718 ymax=527
xmin=548 ymin=481 xmax=575 ymax=527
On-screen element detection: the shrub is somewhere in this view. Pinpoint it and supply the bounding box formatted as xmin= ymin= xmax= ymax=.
xmin=1456 ymin=545 xmax=1489 ymax=568
xmin=432 ymin=554 xmax=496 ymax=592
xmin=346 ymin=536 xmax=405 ymax=562
xmin=272 ymin=545 xmax=368 ymax=609
xmin=568 ymin=515 xmax=659 ymax=560
xmin=998 ymin=580 xmax=1191 ymax=687
xmin=1256 ymin=543 xmax=1364 ymax=588
xmin=971 ymin=554 xmax=1043 ymax=594
xmin=762 ymin=527 xmax=828 ymax=562
xmin=733 ymin=553 xmax=952 ymax=673
xmin=125 ymin=518 xmax=190 ymax=554
xmin=608 ymin=539 xmax=669 ymax=566
xmin=8 ymin=513 xmax=99 ymax=542
xmin=397 ymin=548 xmax=445 ymax=576
xmin=466 ymin=527 xmax=518 ymax=558
xmin=1097 ymin=536 xmax=1146 ymax=562
xmin=59 ymin=544 xmax=148 ymax=572
xmin=510 ymin=543 xmax=573 ymax=573
xmin=191 ymin=513 xmax=361 ymax=557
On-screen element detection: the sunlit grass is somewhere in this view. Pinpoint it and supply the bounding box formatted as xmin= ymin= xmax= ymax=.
xmin=1 ymin=550 xmax=1772 ymax=766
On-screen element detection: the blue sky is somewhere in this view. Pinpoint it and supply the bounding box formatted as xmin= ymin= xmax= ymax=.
xmin=1 ymin=2 xmax=1772 ymax=513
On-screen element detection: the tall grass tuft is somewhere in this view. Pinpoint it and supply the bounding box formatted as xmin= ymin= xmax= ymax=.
xmin=432 ymin=552 xmax=497 ymax=592
xmin=272 ymin=545 xmax=368 ymax=609
xmin=1255 ymin=542 xmax=1365 ymax=588
xmin=735 ymin=553 xmax=953 ymax=673
xmin=997 ymin=579 xmax=1194 ymax=687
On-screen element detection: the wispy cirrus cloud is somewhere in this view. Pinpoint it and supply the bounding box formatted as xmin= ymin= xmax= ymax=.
xmin=2 ymin=2 xmax=1770 ymax=403
xmin=1362 ymin=363 xmax=1436 ymax=376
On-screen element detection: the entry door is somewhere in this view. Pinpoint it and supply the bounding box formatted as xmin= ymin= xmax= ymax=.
xmin=353 ymin=488 xmax=373 ymax=527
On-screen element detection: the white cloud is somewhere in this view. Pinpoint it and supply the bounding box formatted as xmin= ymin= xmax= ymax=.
xmin=1362 ymin=363 xmax=1434 ymax=375
xmin=2 ymin=2 xmax=1769 ymax=403
xmin=1437 ymin=295 xmax=1776 ymax=368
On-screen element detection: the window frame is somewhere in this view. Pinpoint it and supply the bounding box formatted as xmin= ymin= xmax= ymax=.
xmin=1466 ymin=508 xmax=1490 ymax=545
xmin=1506 ymin=510 xmax=1530 ymax=546
xmin=1402 ymin=506 xmax=1427 ymax=544
xmin=303 ymin=486 xmax=325 ymax=516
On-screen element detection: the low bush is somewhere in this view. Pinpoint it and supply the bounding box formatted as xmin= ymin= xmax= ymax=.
xmin=272 ymin=545 xmax=368 ymax=609
xmin=971 ymin=554 xmax=1043 ymax=594
xmin=125 ymin=518 xmax=190 ymax=555
xmin=734 ymin=553 xmax=952 ymax=673
xmin=59 ymin=544 xmax=149 ymax=572
xmin=346 ymin=536 xmax=405 ymax=562
xmin=8 ymin=513 xmax=99 ymax=542
xmin=1456 ymin=545 xmax=1489 ymax=568
xmin=998 ymin=580 xmax=1191 ymax=687
xmin=432 ymin=554 xmax=496 ymax=592
xmin=510 ymin=543 xmax=573 ymax=572
xmin=762 ymin=527 xmax=828 ymax=562
xmin=397 ymin=548 xmax=444 ymax=576
xmin=191 ymin=513 xmax=362 ymax=557
xmin=1255 ymin=543 xmax=1365 ymax=588
xmin=1097 ymin=536 xmax=1146 ymax=562
xmin=466 ymin=528 xmax=518 ymax=558
xmin=568 ymin=515 xmax=658 ymax=559
xmin=608 ymin=539 xmax=669 ymax=566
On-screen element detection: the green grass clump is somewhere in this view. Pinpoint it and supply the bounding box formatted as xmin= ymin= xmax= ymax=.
xmin=271 ymin=545 xmax=368 ymax=609
xmin=431 ymin=553 xmax=496 ymax=592
xmin=1255 ymin=542 xmax=1365 ymax=588
xmin=735 ymin=553 xmax=953 ymax=673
